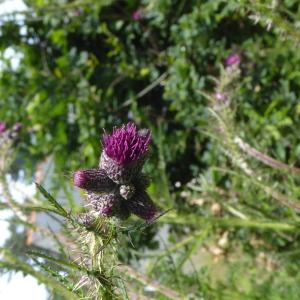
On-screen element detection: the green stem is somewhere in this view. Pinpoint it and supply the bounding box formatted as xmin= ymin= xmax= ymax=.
xmin=117 ymin=265 xmax=182 ymax=300
xmin=158 ymin=213 xmax=298 ymax=231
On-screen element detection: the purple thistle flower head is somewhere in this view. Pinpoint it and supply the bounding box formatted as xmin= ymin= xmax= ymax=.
xmin=225 ymin=53 xmax=241 ymax=66
xmin=102 ymin=123 xmax=151 ymax=166
xmin=74 ymin=123 xmax=158 ymax=222
xmin=0 ymin=122 xmax=6 ymax=133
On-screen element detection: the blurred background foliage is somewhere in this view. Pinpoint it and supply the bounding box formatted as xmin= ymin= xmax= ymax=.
xmin=2 ymin=0 xmax=300 ymax=180
xmin=2 ymin=0 xmax=300 ymax=299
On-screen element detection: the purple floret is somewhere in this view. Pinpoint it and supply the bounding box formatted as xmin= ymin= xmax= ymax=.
xmin=102 ymin=123 xmax=151 ymax=166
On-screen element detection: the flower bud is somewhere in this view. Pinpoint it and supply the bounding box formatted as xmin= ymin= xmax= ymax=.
xmin=77 ymin=213 xmax=95 ymax=229
xmin=73 ymin=169 xmax=115 ymax=193
xmin=88 ymin=193 xmax=121 ymax=217
xmin=127 ymin=190 xmax=157 ymax=221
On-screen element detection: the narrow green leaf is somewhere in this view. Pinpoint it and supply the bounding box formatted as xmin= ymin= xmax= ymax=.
xmin=27 ymin=250 xmax=82 ymax=272
xmin=35 ymin=183 xmax=68 ymax=217
xmin=27 ymin=206 xmax=67 ymax=217
xmin=117 ymin=278 xmax=130 ymax=300
xmin=1 ymin=249 xmax=78 ymax=300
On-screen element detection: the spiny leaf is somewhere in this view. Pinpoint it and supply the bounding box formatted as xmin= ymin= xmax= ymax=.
xmin=47 ymin=226 xmax=68 ymax=257
xmin=117 ymin=278 xmax=130 ymax=300
xmin=27 ymin=250 xmax=82 ymax=272
xmin=27 ymin=205 xmax=67 ymax=217
xmin=35 ymin=183 xmax=68 ymax=217
xmin=1 ymin=249 xmax=78 ymax=300
xmin=123 ymin=208 xmax=172 ymax=234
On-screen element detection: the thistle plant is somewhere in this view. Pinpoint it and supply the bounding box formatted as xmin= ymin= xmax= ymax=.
xmin=58 ymin=123 xmax=162 ymax=298
xmin=74 ymin=123 xmax=158 ymax=221
xmin=198 ymin=53 xmax=300 ymax=218
xmin=1 ymin=122 xmax=174 ymax=299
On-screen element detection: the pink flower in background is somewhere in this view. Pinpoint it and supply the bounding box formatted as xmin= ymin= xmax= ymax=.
xmin=215 ymin=92 xmax=226 ymax=102
xmin=0 ymin=122 xmax=22 ymax=137
xmin=225 ymin=53 xmax=241 ymax=66
xmin=12 ymin=122 xmax=22 ymax=131
xmin=74 ymin=8 xmax=83 ymax=17
xmin=132 ymin=10 xmax=143 ymax=21
xmin=0 ymin=122 xmax=6 ymax=133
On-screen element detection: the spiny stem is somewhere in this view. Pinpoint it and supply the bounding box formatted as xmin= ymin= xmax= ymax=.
xmin=234 ymin=136 xmax=300 ymax=175
xmin=117 ymin=265 xmax=183 ymax=300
